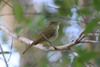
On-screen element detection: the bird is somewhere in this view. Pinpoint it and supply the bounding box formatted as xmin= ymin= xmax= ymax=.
xmin=23 ymin=21 xmax=60 ymax=54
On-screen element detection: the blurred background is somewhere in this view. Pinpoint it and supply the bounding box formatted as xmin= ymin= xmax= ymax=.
xmin=0 ymin=0 xmax=100 ymax=67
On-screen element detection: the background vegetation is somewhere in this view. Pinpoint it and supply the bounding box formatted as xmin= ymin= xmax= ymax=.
xmin=0 ymin=0 xmax=100 ymax=67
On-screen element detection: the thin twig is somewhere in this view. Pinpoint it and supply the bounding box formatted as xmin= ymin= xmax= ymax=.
xmin=68 ymin=49 xmax=79 ymax=57
xmin=0 ymin=25 xmax=32 ymax=44
xmin=75 ymin=7 xmax=87 ymax=23
xmin=88 ymin=33 xmax=99 ymax=36
xmin=0 ymin=51 xmax=10 ymax=54
xmin=73 ymin=30 xmax=85 ymax=43
xmin=78 ymin=34 xmax=85 ymax=41
xmin=47 ymin=5 xmax=71 ymax=10
xmin=66 ymin=30 xmax=85 ymax=48
xmin=80 ymin=40 xmax=98 ymax=43
xmin=1 ymin=0 xmax=13 ymax=8
xmin=0 ymin=44 xmax=8 ymax=67
xmin=37 ymin=29 xmax=57 ymax=50
xmin=7 ymin=38 xmax=13 ymax=62
xmin=72 ymin=0 xmax=87 ymax=24
xmin=0 ymin=14 xmax=14 ymax=16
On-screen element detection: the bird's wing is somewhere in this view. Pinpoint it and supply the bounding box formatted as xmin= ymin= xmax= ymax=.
xmin=34 ymin=28 xmax=56 ymax=44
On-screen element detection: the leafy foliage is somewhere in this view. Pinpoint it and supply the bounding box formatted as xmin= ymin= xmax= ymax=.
xmin=77 ymin=9 xmax=92 ymax=15
xmin=93 ymin=0 xmax=100 ymax=11
xmin=72 ymin=49 xmax=98 ymax=67
xmin=13 ymin=3 xmax=23 ymax=22
xmin=54 ymin=0 xmax=73 ymax=16
xmin=84 ymin=19 xmax=100 ymax=34
xmin=2 ymin=0 xmax=100 ymax=67
xmin=24 ymin=18 xmax=33 ymax=24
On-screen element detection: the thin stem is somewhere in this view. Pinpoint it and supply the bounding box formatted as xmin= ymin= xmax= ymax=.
xmin=7 ymin=38 xmax=13 ymax=62
xmin=0 ymin=44 xmax=8 ymax=67
xmin=1 ymin=0 xmax=13 ymax=8
xmin=37 ymin=29 xmax=57 ymax=50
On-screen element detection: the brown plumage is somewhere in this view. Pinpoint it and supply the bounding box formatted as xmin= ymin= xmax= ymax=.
xmin=33 ymin=29 xmax=56 ymax=45
xmin=23 ymin=21 xmax=59 ymax=54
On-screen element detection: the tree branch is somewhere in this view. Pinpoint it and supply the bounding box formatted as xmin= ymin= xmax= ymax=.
xmin=80 ymin=40 xmax=99 ymax=43
xmin=0 ymin=44 xmax=8 ymax=67
xmin=0 ymin=25 xmax=99 ymax=56
xmin=1 ymin=0 xmax=13 ymax=8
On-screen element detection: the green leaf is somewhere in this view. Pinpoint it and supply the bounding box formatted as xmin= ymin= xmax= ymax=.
xmin=93 ymin=0 xmax=100 ymax=11
xmin=24 ymin=18 xmax=33 ymax=24
xmin=84 ymin=19 xmax=100 ymax=35
xmin=73 ymin=49 xmax=98 ymax=67
xmin=78 ymin=51 xmax=98 ymax=63
xmin=74 ymin=62 xmax=83 ymax=67
xmin=13 ymin=3 xmax=23 ymax=22
xmin=77 ymin=9 xmax=92 ymax=15
xmin=54 ymin=0 xmax=72 ymax=16
xmin=58 ymin=8 xmax=72 ymax=16
xmin=74 ymin=0 xmax=78 ymax=5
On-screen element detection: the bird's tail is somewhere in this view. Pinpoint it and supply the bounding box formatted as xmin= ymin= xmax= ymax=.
xmin=23 ymin=40 xmax=37 ymax=54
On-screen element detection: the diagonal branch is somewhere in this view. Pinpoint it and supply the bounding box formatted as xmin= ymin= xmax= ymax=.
xmin=72 ymin=0 xmax=87 ymax=24
xmin=80 ymin=40 xmax=99 ymax=43
xmin=0 ymin=51 xmax=11 ymax=54
xmin=0 ymin=25 xmax=32 ymax=45
xmin=37 ymin=29 xmax=56 ymax=49
xmin=1 ymin=0 xmax=13 ymax=8
xmin=0 ymin=44 xmax=8 ymax=67
xmin=0 ymin=25 xmax=99 ymax=56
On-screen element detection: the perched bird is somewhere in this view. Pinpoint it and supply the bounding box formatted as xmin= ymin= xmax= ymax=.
xmin=23 ymin=21 xmax=60 ymax=54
